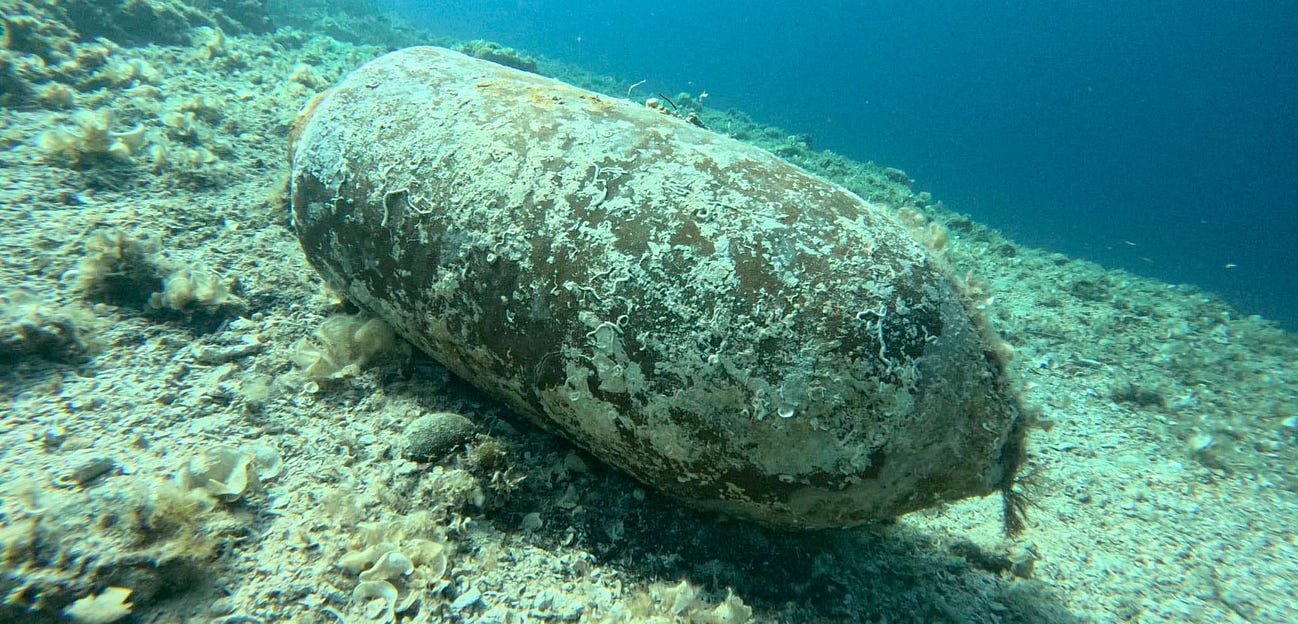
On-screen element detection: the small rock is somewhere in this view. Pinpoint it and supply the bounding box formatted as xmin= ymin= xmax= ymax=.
xmin=521 ymin=512 xmax=543 ymax=532
xmin=450 ymin=586 xmax=482 ymax=611
xmin=402 ymin=412 xmax=475 ymax=462
xmin=1008 ymin=544 xmax=1039 ymax=579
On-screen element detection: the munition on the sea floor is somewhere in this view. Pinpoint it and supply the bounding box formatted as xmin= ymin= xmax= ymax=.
xmin=288 ymin=46 xmax=1025 ymax=529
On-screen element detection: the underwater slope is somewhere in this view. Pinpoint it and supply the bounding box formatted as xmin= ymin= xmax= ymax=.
xmin=1 ymin=1 xmax=1295 ymax=622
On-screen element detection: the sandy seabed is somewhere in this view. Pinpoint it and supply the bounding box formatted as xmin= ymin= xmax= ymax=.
xmin=2 ymin=3 xmax=1296 ymax=622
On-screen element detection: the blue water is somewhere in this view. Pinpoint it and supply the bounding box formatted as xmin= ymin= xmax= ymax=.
xmin=386 ymin=0 xmax=1298 ymax=329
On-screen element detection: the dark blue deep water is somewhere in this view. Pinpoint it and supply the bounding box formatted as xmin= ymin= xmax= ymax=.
xmin=386 ymin=0 xmax=1298 ymax=329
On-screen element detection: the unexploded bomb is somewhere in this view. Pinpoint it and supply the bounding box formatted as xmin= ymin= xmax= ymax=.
xmin=288 ymin=46 xmax=1025 ymax=529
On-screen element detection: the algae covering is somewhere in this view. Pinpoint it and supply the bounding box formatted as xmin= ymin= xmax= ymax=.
xmin=288 ymin=47 xmax=1025 ymax=529
xmin=7 ymin=2 xmax=1296 ymax=621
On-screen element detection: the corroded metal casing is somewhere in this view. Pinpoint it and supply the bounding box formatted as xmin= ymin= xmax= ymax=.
xmin=289 ymin=47 xmax=1024 ymax=529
